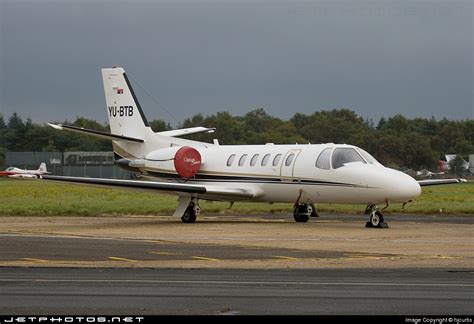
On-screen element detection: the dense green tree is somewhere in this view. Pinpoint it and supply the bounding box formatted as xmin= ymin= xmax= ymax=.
xmin=0 ymin=114 xmax=6 ymax=129
xmin=149 ymin=119 xmax=171 ymax=132
xmin=290 ymin=109 xmax=373 ymax=146
xmin=0 ymin=111 xmax=472 ymax=171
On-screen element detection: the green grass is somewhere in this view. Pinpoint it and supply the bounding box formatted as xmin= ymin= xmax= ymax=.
xmin=0 ymin=178 xmax=473 ymax=216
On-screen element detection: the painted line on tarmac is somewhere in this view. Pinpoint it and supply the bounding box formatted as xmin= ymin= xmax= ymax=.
xmin=434 ymin=255 xmax=464 ymax=259
xmin=272 ymin=255 xmax=301 ymax=261
xmin=20 ymin=258 xmax=48 ymax=263
xmin=0 ymin=278 xmax=472 ymax=288
xmin=108 ymin=257 xmax=137 ymax=262
xmin=151 ymin=251 xmax=178 ymax=256
xmin=192 ymin=256 xmax=221 ymax=262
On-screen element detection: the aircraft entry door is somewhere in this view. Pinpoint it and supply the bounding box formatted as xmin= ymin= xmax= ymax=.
xmin=280 ymin=149 xmax=302 ymax=182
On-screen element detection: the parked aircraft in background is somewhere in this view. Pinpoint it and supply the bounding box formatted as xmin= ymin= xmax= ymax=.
xmin=45 ymin=67 xmax=466 ymax=228
xmin=438 ymin=155 xmax=470 ymax=173
xmin=0 ymin=163 xmax=50 ymax=178
xmin=404 ymin=168 xmax=445 ymax=178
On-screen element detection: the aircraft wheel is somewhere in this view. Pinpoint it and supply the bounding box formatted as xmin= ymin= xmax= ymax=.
xmin=366 ymin=210 xmax=389 ymax=228
xmin=293 ymin=204 xmax=310 ymax=223
xmin=294 ymin=214 xmax=309 ymax=222
xmin=181 ymin=205 xmax=197 ymax=223
xmin=370 ymin=211 xmax=383 ymax=227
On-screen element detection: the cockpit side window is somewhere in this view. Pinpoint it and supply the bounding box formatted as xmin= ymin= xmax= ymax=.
xmin=315 ymin=148 xmax=332 ymax=170
xmin=331 ymin=148 xmax=366 ymax=169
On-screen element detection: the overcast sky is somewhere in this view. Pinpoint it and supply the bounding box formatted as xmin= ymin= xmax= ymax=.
xmin=1 ymin=0 xmax=472 ymax=126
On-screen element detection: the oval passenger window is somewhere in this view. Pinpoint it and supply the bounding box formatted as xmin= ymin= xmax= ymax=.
xmin=238 ymin=154 xmax=248 ymax=166
xmin=261 ymin=154 xmax=271 ymax=166
xmin=227 ymin=154 xmax=236 ymax=167
xmin=272 ymin=154 xmax=282 ymax=167
xmin=285 ymin=154 xmax=295 ymax=166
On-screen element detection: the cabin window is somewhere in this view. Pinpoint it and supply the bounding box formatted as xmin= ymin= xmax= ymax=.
xmin=331 ymin=148 xmax=366 ymax=169
xmin=227 ymin=154 xmax=236 ymax=166
xmin=250 ymin=154 xmax=259 ymax=166
xmin=315 ymin=148 xmax=332 ymax=170
xmin=261 ymin=154 xmax=271 ymax=166
xmin=238 ymin=154 xmax=248 ymax=166
xmin=272 ymin=154 xmax=282 ymax=167
xmin=285 ymin=154 xmax=295 ymax=166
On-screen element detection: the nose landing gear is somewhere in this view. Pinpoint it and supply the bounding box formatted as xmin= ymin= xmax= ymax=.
xmin=364 ymin=204 xmax=389 ymax=228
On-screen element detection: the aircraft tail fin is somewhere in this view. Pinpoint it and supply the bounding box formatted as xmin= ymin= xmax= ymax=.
xmin=50 ymin=67 xmax=210 ymax=163
xmin=101 ymin=67 xmax=153 ymax=139
xmin=38 ymin=163 xmax=48 ymax=174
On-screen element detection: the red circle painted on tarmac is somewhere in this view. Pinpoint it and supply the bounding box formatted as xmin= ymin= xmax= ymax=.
xmin=174 ymin=146 xmax=202 ymax=178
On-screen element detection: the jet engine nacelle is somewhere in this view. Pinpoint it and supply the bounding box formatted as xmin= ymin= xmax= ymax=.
xmin=144 ymin=146 xmax=202 ymax=178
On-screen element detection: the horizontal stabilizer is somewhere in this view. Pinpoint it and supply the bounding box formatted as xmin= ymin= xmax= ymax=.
xmin=417 ymin=178 xmax=467 ymax=186
xmin=47 ymin=124 xmax=144 ymax=143
xmin=157 ymin=127 xmax=216 ymax=137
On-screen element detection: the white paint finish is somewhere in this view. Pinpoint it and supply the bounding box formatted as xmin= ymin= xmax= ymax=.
xmin=48 ymin=66 xmax=425 ymax=209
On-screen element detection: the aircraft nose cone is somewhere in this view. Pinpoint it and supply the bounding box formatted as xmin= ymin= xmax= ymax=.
xmin=405 ymin=175 xmax=422 ymax=200
xmin=386 ymin=170 xmax=421 ymax=202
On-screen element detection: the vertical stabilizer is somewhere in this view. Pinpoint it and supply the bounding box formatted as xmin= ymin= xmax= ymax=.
xmin=38 ymin=163 xmax=47 ymax=173
xmin=101 ymin=67 xmax=206 ymax=160
xmin=101 ymin=67 xmax=152 ymax=139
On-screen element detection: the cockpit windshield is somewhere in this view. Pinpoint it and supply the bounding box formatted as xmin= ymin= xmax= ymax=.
xmin=5 ymin=167 xmax=15 ymax=171
xmin=331 ymin=148 xmax=366 ymax=169
xmin=357 ymin=148 xmax=380 ymax=165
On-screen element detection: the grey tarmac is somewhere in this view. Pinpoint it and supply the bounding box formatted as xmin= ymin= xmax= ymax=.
xmin=0 ymin=267 xmax=472 ymax=315
xmin=0 ymin=213 xmax=473 ymax=315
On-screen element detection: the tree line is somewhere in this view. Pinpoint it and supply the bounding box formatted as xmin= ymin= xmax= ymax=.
xmin=0 ymin=108 xmax=472 ymax=171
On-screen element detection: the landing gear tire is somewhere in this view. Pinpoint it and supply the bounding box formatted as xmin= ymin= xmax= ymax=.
xmin=369 ymin=211 xmax=383 ymax=227
xmin=293 ymin=204 xmax=310 ymax=223
xmin=365 ymin=206 xmax=389 ymax=228
xmin=181 ymin=202 xmax=200 ymax=223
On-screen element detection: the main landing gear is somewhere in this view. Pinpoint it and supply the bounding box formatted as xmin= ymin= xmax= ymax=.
xmin=181 ymin=201 xmax=200 ymax=223
xmin=293 ymin=203 xmax=319 ymax=222
xmin=175 ymin=197 xmax=200 ymax=223
xmin=364 ymin=204 xmax=389 ymax=228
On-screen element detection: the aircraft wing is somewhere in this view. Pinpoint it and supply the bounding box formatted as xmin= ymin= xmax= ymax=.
xmin=417 ymin=179 xmax=467 ymax=186
xmin=40 ymin=175 xmax=259 ymax=200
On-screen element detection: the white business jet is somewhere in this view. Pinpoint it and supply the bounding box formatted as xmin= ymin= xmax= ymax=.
xmin=45 ymin=67 xmax=465 ymax=228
